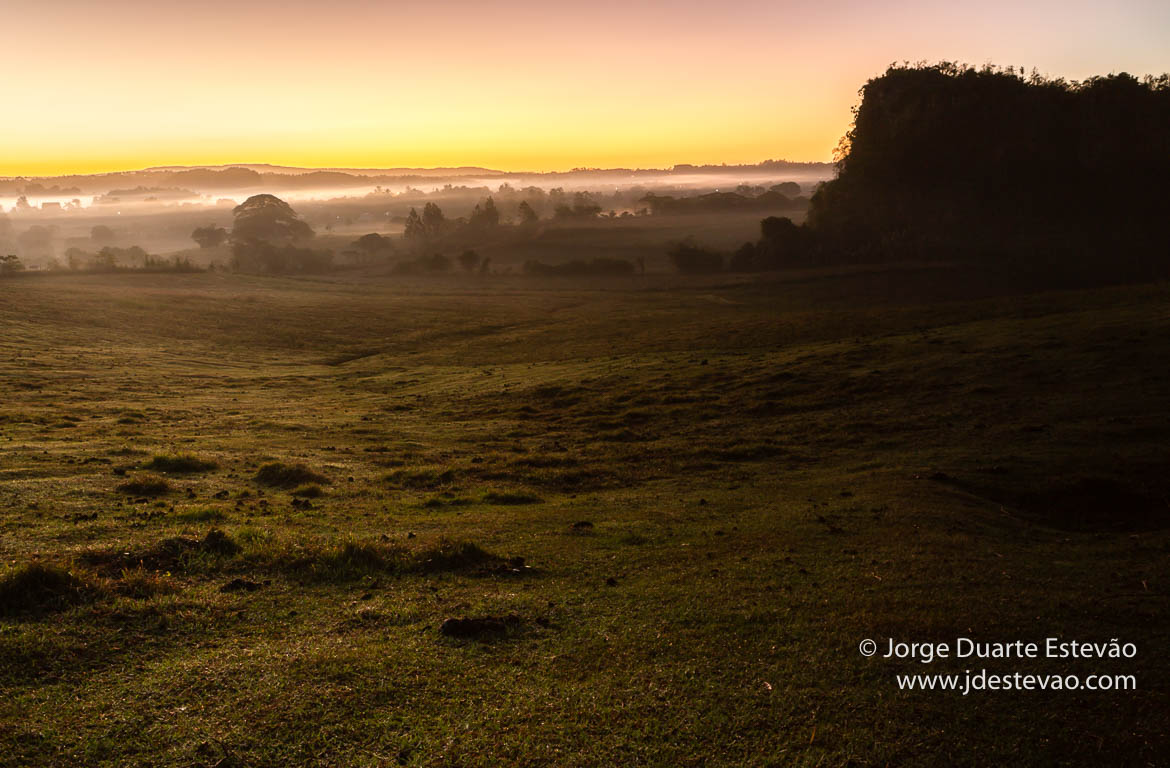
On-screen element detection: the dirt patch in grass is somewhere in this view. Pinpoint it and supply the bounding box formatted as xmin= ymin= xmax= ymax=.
xmin=116 ymin=473 xmax=172 ymax=497
xmin=255 ymin=462 xmax=330 ymax=488
xmin=144 ymin=453 xmax=218 ymax=474
xmin=0 ymin=563 xmax=101 ymax=616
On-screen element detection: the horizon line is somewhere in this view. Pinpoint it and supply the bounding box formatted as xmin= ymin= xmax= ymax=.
xmin=0 ymin=157 xmax=836 ymax=181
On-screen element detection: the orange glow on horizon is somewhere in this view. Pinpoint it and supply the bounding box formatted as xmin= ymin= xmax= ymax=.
xmin=2 ymin=0 xmax=1165 ymax=178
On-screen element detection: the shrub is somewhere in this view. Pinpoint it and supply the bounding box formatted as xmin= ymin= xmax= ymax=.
xmin=255 ymin=462 xmax=329 ymax=488
xmin=117 ymin=474 xmax=172 ymax=496
xmin=144 ymin=453 xmax=217 ymax=474
xmin=667 ymin=240 xmax=723 ymax=274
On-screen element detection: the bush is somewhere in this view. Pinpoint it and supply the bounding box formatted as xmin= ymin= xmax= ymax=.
xmin=0 ymin=563 xmax=100 ymax=616
xmin=117 ymin=474 xmax=172 ymax=496
xmin=255 ymin=462 xmax=330 ymax=488
xmin=231 ymin=242 xmax=333 ymax=274
xmin=144 ymin=453 xmax=217 ymax=474
xmin=667 ymin=240 xmax=724 ymax=274
xmin=729 ymin=217 xmax=815 ymax=272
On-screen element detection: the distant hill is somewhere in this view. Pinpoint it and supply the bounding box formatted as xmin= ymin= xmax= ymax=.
xmin=1 ymin=160 xmax=834 ymax=197
xmin=140 ymin=164 xmax=503 ymax=177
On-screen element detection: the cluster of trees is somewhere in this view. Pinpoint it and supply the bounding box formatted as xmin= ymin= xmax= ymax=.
xmin=401 ymin=196 xmax=544 ymax=253
xmin=667 ymin=239 xmax=726 ymax=274
xmin=95 ymin=186 xmax=195 ymax=203
xmin=403 ymin=202 xmax=451 ymax=243
xmin=551 ymin=193 xmax=603 ymax=220
xmin=806 ymin=62 xmax=1170 ymax=276
xmin=668 ymin=216 xmax=814 ymax=274
xmin=729 ymin=217 xmax=816 ymax=272
xmin=0 ymin=254 xmax=24 ymax=275
xmin=63 ymin=245 xmax=198 ymax=272
xmin=667 ymin=63 xmax=1169 ymax=279
xmin=379 ymin=185 xmax=620 ymax=225
xmin=387 ymin=250 xmax=490 ymax=275
xmin=191 ymin=225 xmax=227 ymax=249
xmin=641 ymin=185 xmax=807 ymax=216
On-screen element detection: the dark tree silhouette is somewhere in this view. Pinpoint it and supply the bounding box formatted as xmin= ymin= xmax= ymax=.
xmin=0 ymin=254 xmax=23 ymax=274
xmin=667 ymin=239 xmax=723 ymax=274
xmin=90 ymin=225 xmax=116 ymax=245
xmin=517 ymin=200 xmax=539 ymax=225
xmin=421 ymin=202 xmax=446 ymax=238
xmin=404 ymin=209 xmax=425 ymax=242
xmin=807 ymin=62 xmax=1170 ymax=275
xmin=354 ymin=233 xmax=390 ymax=254
xmin=231 ymin=194 xmax=313 ymax=244
xmin=191 ymin=225 xmax=227 ymax=249
xmin=229 ymin=195 xmax=324 ymax=274
xmin=458 ymin=249 xmax=482 ymax=272
xmin=468 ymin=198 xmax=499 ymax=230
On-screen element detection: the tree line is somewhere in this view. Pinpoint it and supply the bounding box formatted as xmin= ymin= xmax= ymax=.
xmin=673 ymin=63 xmax=1170 ymax=278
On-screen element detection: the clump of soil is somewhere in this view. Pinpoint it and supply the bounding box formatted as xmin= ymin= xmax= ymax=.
xmin=0 ymin=562 xmax=100 ymax=616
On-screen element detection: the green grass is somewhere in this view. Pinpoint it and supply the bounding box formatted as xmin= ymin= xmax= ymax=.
xmin=143 ymin=453 xmax=218 ymax=474
xmin=254 ymin=461 xmax=330 ymax=488
xmin=0 ymin=266 xmax=1166 ymax=766
xmin=115 ymin=473 xmax=172 ymax=497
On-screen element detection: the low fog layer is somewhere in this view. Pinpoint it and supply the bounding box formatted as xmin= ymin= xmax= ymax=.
xmin=0 ymin=160 xmax=831 ymax=268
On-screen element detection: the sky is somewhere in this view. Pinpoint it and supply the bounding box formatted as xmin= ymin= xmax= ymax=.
xmin=2 ymin=0 xmax=1167 ymax=176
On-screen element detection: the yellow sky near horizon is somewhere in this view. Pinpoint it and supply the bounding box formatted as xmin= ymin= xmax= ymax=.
xmin=2 ymin=0 xmax=1166 ymax=177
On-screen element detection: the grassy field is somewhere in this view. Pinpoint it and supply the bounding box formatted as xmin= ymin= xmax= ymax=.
xmin=1 ymin=267 xmax=1167 ymax=766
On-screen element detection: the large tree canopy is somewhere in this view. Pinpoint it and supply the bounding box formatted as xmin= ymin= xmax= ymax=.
xmin=231 ymin=194 xmax=314 ymax=244
xmin=807 ymin=63 xmax=1170 ymax=273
